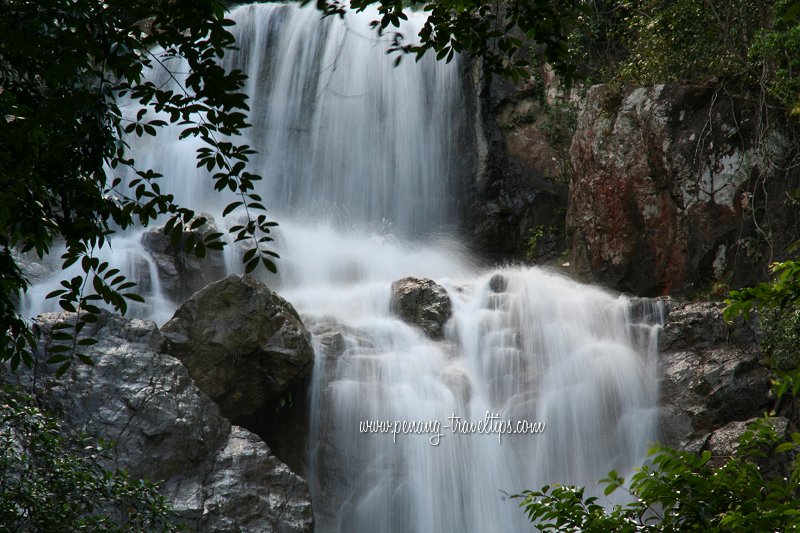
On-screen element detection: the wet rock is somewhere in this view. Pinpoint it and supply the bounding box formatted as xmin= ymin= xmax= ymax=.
xmin=488 ymin=273 xmax=508 ymax=293
xmin=568 ymin=83 xmax=798 ymax=296
xmin=4 ymin=311 xmax=313 ymax=532
xmin=658 ymin=301 xmax=772 ymax=450
xmin=161 ymin=274 xmax=314 ymax=431
xmin=141 ymin=213 xmax=227 ymax=302
xmin=469 ymin=80 xmax=570 ymax=263
xmin=200 ymin=426 xmax=314 ymax=533
xmin=390 ymin=277 xmax=453 ymax=338
xmin=705 ymin=417 xmax=791 ymax=475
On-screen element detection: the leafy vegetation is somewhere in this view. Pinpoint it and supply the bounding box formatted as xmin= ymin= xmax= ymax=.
xmin=757 ymin=304 xmax=800 ymax=372
xmin=562 ymin=0 xmax=800 ymax=112
xmin=516 ymin=414 xmax=800 ymax=531
xmin=725 ymin=260 xmax=800 ymax=321
xmin=1 ymin=0 xmax=280 ymax=375
xmin=0 ymin=385 xmax=179 ymax=531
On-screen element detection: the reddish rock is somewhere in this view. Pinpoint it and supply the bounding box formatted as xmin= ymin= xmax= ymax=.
xmin=568 ymin=84 xmax=798 ymax=296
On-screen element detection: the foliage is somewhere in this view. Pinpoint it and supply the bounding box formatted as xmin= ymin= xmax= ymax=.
xmin=562 ymin=0 xmax=800 ymax=112
xmin=759 ymin=305 xmax=800 ymax=372
xmin=725 ymin=255 xmax=800 ymax=406
xmin=0 ymin=0 xmax=279 ymax=374
xmin=564 ymin=0 xmax=631 ymax=85
xmin=525 ymin=224 xmax=560 ymax=263
xmin=516 ymin=415 xmax=800 ymax=531
xmin=615 ymin=0 xmax=771 ymax=87
xmin=750 ymin=0 xmax=800 ymax=109
xmin=0 ymin=385 xmax=180 ymax=531
xmin=312 ymin=0 xmax=583 ymax=83
xmin=724 ymin=260 xmax=800 ymax=320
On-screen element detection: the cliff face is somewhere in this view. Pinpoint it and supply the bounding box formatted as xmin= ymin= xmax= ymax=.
xmin=468 ymin=72 xmax=570 ymax=264
xmin=477 ymin=80 xmax=799 ymax=296
xmin=568 ymin=84 xmax=798 ymax=296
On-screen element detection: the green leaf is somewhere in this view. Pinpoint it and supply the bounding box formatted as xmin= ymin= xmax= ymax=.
xmin=77 ymin=338 xmax=97 ymax=347
xmin=47 ymin=344 xmax=72 ymax=353
xmin=783 ymin=1 xmax=800 ymax=22
xmin=55 ymin=362 xmax=72 ymax=378
xmin=603 ymin=483 xmax=619 ymax=496
xmin=76 ymin=353 xmax=95 ymax=365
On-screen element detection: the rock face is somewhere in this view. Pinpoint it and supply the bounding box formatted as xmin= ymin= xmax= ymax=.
xmin=161 ymin=274 xmax=315 ymax=475
xmin=705 ymin=417 xmax=792 ymax=475
xmin=141 ymin=214 xmax=227 ymax=302
xmin=658 ymin=300 xmax=773 ymax=452
xmin=568 ymin=84 xmax=798 ymax=296
xmin=390 ymin=277 xmax=453 ymax=338
xmin=470 ymin=80 xmax=569 ymax=263
xmin=3 ymin=311 xmax=313 ymax=533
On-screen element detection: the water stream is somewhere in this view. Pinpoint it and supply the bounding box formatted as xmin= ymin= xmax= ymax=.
xmin=23 ymin=3 xmax=661 ymax=531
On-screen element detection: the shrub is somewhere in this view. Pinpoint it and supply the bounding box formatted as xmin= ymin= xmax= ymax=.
xmin=0 ymin=386 xmax=180 ymax=532
xmin=515 ymin=416 xmax=800 ymax=531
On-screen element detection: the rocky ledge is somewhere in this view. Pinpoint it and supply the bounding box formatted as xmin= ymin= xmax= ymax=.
xmin=658 ymin=300 xmax=775 ymax=454
xmin=2 ymin=308 xmax=313 ymax=533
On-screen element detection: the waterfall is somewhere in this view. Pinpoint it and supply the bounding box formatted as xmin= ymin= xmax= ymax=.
xmin=22 ymin=3 xmax=661 ymax=531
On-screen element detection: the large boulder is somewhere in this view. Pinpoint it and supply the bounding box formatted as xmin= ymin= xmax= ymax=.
xmin=162 ymin=274 xmax=314 ymax=422
xmin=161 ymin=274 xmax=315 ymax=475
xmin=141 ymin=214 xmax=227 ymax=302
xmin=658 ymin=301 xmax=773 ymax=451
xmin=390 ymin=277 xmax=453 ymax=338
xmin=3 ymin=311 xmax=313 ymax=532
xmin=568 ymin=83 xmax=798 ymax=296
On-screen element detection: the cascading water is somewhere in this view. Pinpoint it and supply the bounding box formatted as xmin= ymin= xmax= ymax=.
xmin=23 ymin=3 xmax=662 ymax=531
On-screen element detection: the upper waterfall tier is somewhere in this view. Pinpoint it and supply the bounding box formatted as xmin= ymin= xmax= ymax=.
xmin=124 ymin=2 xmax=473 ymax=240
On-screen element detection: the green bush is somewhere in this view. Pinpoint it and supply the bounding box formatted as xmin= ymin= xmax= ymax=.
xmin=750 ymin=0 xmax=800 ymax=110
xmin=0 ymin=386 xmax=180 ymax=532
xmin=760 ymin=305 xmax=800 ymax=372
xmin=564 ymin=0 xmax=800 ymax=111
xmin=617 ymin=0 xmax=771 ymax=86
xmin=515 ymin=416 xmax=800 ymax=531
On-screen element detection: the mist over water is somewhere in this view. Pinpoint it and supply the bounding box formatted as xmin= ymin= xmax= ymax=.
xmin=23 ymin=4 xmax=661 ymax=532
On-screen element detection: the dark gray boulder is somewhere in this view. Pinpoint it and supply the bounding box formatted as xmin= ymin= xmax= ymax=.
xmin=390 ymin=277 xmax=452 ymax=339
xmin=161 ymin=274 xmax=314 ymax=422
xmin=161 ymin=274 xmax=315 ymax=476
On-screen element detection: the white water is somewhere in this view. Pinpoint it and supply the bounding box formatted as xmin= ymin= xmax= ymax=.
xmin=23 ymin=3 xmax=661 ymax=531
